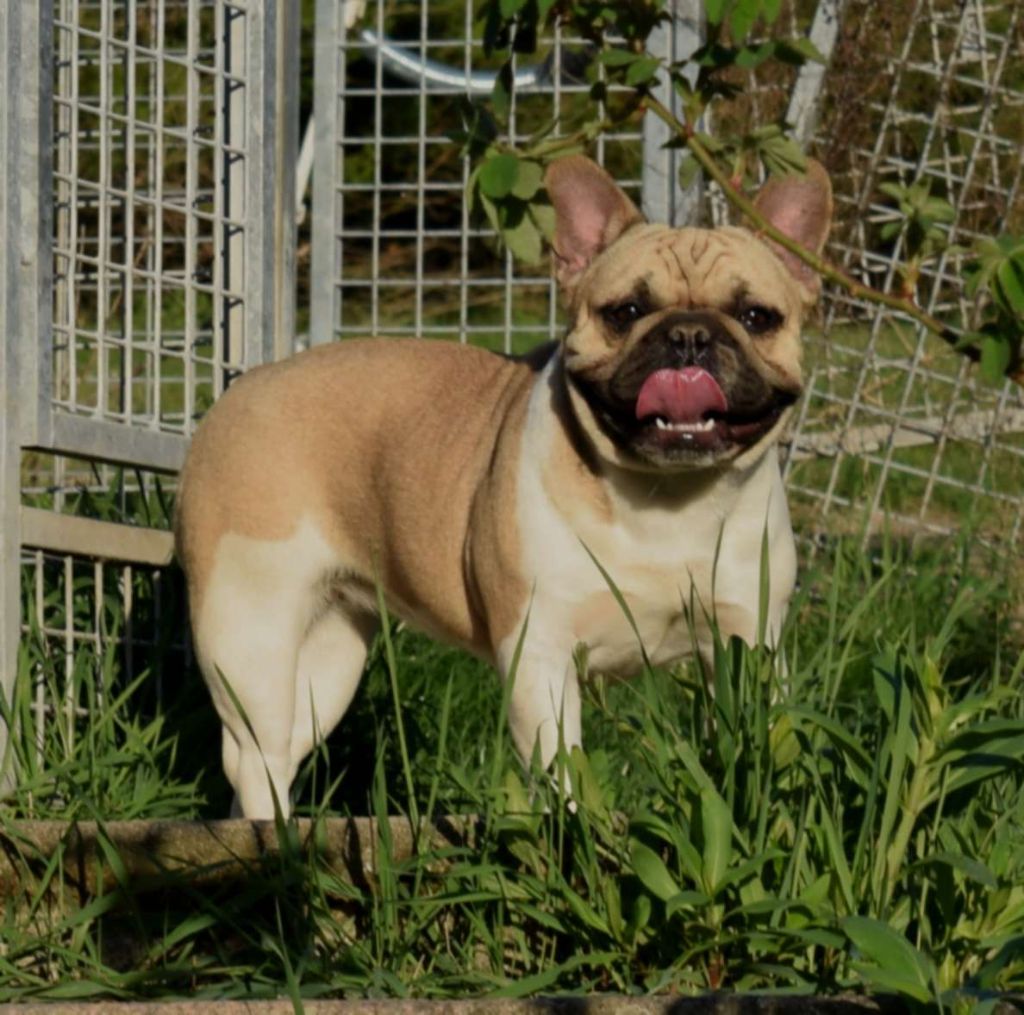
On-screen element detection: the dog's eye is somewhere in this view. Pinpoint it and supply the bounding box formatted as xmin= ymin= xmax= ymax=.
xmin=738 ymin=305 xmax=783 ymax=335
xmin=601 ymin=301 xmax=646 ymax=332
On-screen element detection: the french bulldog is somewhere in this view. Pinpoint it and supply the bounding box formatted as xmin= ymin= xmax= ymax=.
xmin=175 ymin=155 xmax=832 ymax=819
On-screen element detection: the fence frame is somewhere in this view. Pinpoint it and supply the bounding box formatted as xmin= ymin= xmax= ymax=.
xmin=0 ymin=0 xmax=300 ymax=774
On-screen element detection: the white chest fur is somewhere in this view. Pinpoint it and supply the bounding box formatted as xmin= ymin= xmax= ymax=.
xmin=510 ymin=360 xmax=797 ymax=677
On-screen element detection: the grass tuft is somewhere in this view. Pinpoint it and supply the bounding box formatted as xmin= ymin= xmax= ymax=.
xmin=1 ymin=533 xmax=1022 ymax=1004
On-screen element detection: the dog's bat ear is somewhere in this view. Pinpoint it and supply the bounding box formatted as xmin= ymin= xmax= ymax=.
xmin=545 ymin=155 xmax=644 ymax=295
xmin=752 ymin=158 xmax=833 ymax=300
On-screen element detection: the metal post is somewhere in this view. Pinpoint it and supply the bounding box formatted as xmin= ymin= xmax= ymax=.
xmin=786 ymin=0 xmax=845 ymax=146
xmin=7 ymin=1 xmax=52 ymax=457
xmin=310 ymin=0 xmax=341 ymax=346
xmin=225 ymin=2 xmax=248 ymax=376
xmin=0 ymin=1 xmax=50 ymax=787
xmin=642 ymin=0 xmax=704 ymax=227
xmin=273 ymin=0 xmax=300 ymax=360
xmin=237 ymin=0 xmax=299 ymax=369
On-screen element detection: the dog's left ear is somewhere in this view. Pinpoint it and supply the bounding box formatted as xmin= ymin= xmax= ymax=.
xmin=753 ymin=159 xmax=833 ymax=300
xmin=545 ymin=155 xmax=644 ymax=296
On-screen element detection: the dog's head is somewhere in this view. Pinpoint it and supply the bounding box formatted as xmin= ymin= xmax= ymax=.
xmin=545 ymin=155 xmax=832 ymax=472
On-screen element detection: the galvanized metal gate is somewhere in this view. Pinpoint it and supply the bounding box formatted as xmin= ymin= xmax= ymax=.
xmin=0 ymin=0 xmax=299 ymax=769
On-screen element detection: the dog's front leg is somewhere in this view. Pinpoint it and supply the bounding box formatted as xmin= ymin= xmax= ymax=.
xmin=497 ymin=637 xmax=582 ymax=773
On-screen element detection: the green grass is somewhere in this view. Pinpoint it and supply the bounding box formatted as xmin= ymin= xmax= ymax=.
xmin=2 ymin=531 xmax=1023 ymax=1006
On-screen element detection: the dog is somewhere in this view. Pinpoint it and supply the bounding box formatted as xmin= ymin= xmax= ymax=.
xmin=174 ymin=155 xmax=832 ymax=819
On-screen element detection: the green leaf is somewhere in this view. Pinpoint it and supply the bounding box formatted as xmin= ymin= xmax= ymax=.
xmin=759 ymin=130 xmax=807 ymax=176
xmin=842 ymin=916 xmax=937 ymax=1004
xmin=501 ymin=766 xmax=531 ymax=815
xmin=776 ymin=36 xmax=827 ymax=64
xmin=878 ymin=182 xmax=906 ymax=201
xmin=499 ymin=0 xmax=528 ymax=16
xmin=784 ymin=705 xmax=874 ymax=788
xmin=761 ymin=0 xmax=783 ymax=22
xmin=694 ymin=131 xmax=726 ymax=155
xmin=492 ymin=61 xmax=514 ymax=121
xmin=631 ymin=839 xmax=682 ymax=902
xmin=915 ymin=852 xmax=998 ymax=888
xmin=729 ymin=0 xmax=761 ymax=42
xmin=704 ymin=0 xmax=727 ymax=25
xmin=561 ymin=881 xmax=611 ymax=935
xmin=479 ymin=153 xmax=521 ymax=199
xmin=478 ymin=189 xmax=503 ymax=234
xmin=528 ymin=200 xmax=555 ymax=241
xmin=569 ymin=746 xmax=609 ymax=816
xmin=734 ymin=42 xmax=778 ymax=69
xmin=666 ymin=889 xmax=711 ymax=917
xmin=699 ymin=787 xmax=734 ymax=895
xmin=599 ymin=48 xmax=640 ymax=67
xmin=942 ymin=732 xmax=1024 ymax=794
xmin=921 ymin=196 xmax=955 ymax=222
xmin=692 ymin=42 xmax=742 ymax=69
xmin=995 ymin=257 xmax=1024 ymax=315
xmin=678 ymin=153 xmax=702 ymax=191
xmin=980 ymin=334 xmax=1012 ymax=384
xmin=625 ymin=56 xmax=662 ymax=87
xmin=510 ymin=158 xmax=543 ymax=200
xmin=626 ymin=890 xmax=652 ymax=939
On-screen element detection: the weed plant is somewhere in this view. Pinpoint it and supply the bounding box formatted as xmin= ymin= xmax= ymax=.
xmin=1 ymin=534 xmax=1022 ymax=1007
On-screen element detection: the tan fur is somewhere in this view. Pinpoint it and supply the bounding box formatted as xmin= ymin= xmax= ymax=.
xmin=177 ymin=339 xmax=533 ymax=655
xmin=176 ymin=156 xmax=831 ymax=819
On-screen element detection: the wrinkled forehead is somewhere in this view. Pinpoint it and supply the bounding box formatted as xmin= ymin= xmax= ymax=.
xmin=587 ymin=223 xmax=799 ymax=310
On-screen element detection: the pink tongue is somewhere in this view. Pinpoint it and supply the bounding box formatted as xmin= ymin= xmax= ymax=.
xmin=635 ymin=367 xmax=728 ymax=423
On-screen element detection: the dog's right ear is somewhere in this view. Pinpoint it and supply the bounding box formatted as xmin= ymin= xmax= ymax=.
xmin=545 ymin=155 xmax=644 ymax=295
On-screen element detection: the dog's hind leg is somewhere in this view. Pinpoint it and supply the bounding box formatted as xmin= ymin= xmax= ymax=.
xmin=191 ymin=525 xmax=337 ymax=819
xmin=289 ymin=604 xmax=379 ymax=783
xmin=197 ymin=598 xmax=306 ymax=820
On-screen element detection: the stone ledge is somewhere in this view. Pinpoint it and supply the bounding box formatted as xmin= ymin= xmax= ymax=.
xmin=0 ymin=995 xmax=906 ymax=1014
xmin=0 ymin=817 xmax=471 ymax=901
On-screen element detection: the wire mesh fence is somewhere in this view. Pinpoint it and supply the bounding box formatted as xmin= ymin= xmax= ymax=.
xmin=19 ymin=547 xmax=188 ymax=778
xmin=2 ymin=0 xmax=297 ymax=774
xmin=4 ymin=0 xmax=1024 ymax=790
xmin=311 ymin=2 xmax=650 ymax=354
xmin=312 ymin=0 xmax=1024 ymax=548
xmin=43 ymin=0 xmax=295 ymax=469
xmin=782 ymin=0 xmax=1024 ymax=545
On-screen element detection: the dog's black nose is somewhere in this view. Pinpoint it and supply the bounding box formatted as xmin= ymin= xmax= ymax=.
xmin=668 ymin=321 xmax=711 ymax=346
xmin=668 ymin=321 xmax=712 ymax=361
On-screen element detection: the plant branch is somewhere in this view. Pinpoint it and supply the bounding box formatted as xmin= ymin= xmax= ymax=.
xmin=641 ymin=92 xmax=982 ymax=367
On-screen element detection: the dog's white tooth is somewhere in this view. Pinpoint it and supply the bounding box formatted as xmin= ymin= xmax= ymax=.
xmin=654 ymin=417 xmax=718 ymax=434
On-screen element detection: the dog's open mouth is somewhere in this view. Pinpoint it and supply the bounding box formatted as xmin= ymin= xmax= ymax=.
xmin=634 ymin=367 xmax=793 ymax=451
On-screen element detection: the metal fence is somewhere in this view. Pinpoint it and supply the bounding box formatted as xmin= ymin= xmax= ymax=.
xmin=309 ymin=1 xmax=700 ymax=353
xmin=2 ymin=0 xmax=1023 ymax=786
xmin=312 ymin=0 xmax=1024 ymax=549
xmin=1 ymin=0 xmax=298 ymax=771
xmin=782 ymin=0 xmax=1024 ymax=545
